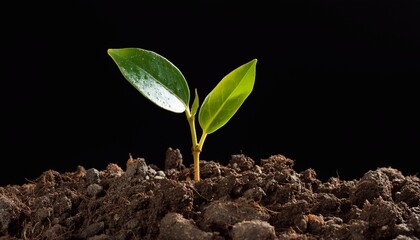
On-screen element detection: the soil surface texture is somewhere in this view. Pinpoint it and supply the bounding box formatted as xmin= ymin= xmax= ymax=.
xmin=1 ymin=148 xmax=419 ymax=240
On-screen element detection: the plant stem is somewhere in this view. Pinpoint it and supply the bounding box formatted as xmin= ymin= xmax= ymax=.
xmin=185 ymin=109 xmax=201 ymax=181
xmin=192 ymin=145 xmax=200 ymax=181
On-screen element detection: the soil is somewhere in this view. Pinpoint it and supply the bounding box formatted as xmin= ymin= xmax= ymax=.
xmin=1 ymin=148 xmax=419 ymax=240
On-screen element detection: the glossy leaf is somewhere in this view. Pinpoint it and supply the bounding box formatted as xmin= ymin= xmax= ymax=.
xmin=107 ymin=48 xmax=190 ymax=113
xmin=198 ymin=59 xmax=257 ymax=134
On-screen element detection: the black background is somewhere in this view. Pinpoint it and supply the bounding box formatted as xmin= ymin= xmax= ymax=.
xmin=2 ymin=0 xmax=419 ymax=186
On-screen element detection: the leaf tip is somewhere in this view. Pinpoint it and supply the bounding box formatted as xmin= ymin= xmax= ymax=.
xmin=107 ymin=48 xmax=115 ymax=56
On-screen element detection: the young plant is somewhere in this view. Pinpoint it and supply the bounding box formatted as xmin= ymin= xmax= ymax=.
xmin=107 ymin=48 xmax=257 ymax=181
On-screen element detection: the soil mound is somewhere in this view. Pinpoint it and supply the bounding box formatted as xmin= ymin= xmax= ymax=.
xmin=1 ymin=148 xmax=419 ymax=239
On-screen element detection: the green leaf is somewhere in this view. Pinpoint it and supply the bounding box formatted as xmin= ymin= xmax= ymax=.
xmin=107 ymin=48 xmax=190 ymax=113
xmin=191 ymin=88 xmax=199 ymax=117
xmin=198 ymin=59 xmax=257 ymax=134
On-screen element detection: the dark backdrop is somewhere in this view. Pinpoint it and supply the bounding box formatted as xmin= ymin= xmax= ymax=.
xmin=2 ymin=0 xmax=419 ymax=185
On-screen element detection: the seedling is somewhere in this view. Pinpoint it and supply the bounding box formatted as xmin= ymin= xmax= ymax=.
xmin=107 ymin=48 xmax=257 ymax=181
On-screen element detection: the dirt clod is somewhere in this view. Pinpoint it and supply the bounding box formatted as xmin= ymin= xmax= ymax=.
xmin=230 ymin=220 xmax=276 ymax=240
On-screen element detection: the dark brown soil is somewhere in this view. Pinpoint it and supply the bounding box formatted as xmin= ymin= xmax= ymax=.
xmin=1 ymin=148 xmax=419 ymax=240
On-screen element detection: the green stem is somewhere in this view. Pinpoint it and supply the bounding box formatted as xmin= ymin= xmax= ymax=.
xmin=185 ymin=109 xmax=200 ymax=181
xmin=198 ymin=132 xmax=207 ymax=151
xmin=192 ymin=133 xmax=207 ymax=182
